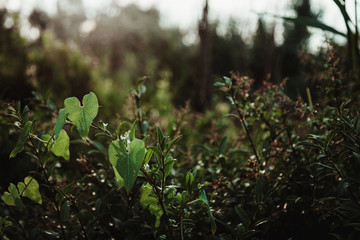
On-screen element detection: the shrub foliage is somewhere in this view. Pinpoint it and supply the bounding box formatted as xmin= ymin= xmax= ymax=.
xmin=1 ymin=54 xmax=360 ymax=240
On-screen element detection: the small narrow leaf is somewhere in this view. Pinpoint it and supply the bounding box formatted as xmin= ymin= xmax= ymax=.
xmin=164 ymin=156 xmax=175 ymax=178
xmin=22 ymin=105 xmax=29 ymax=123
xmin=199 ymin=190 xmax=217 ymax=235
xmin=185 ymin=171 xmax=194 ymax=193
xmin=166 ymin=135 xmax=182 ymax=153
xmin=116 ymin=122 xmax=129 ymax=139
xmin=54 ymin=108 xmax=66 ymax=140
xmin=129 ymin=120 xmax=137 ymax=141
xmin=144 ymin=149 xmax=153 ymax=165
xmin=218 ymin=136 xmax=227 ymax=154
xmin=10 ymin=121 xmax=33 ymax=158
xmin=148 ymin=146 xmax=162 ymax=160
xmin=61 ymin=201 xmax=71 ymax=221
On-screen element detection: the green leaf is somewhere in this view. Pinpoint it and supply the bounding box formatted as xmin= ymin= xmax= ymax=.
xmin=22 ymin=105 xmax=29 ymax=123
xmin=54 ymin=108 xmax=66 ymax=140
xmin=164 ymin=156 xmax=175 ymax=178
xmin=223 ymin=76 xmax=231 ymax=86
xmin=199 ymin=190 xmax=217 ymax=235
xmin=42 ymin=130 xmax=70 ymax=160
xmin=113 ymin=168 xmax=124 ymax=188
xmin=185 ymin=171 xmax=194 ymax=193
xmin=214 ymin=82 xmax=226 ymax=87
xmin=338 ymin=179 xmax=349 ymax=196
xmin=156 ymin=126 xmax=164 ymax=148
xmin=17 ymin=177 xmax=42 ymax=204
xmin=142 ymin=121 xmax=149 ymax=135
xmin=144 ymin=149 xmax=153 ymax=165
xmin=116 ymin=121 xmax=129 ymax=139
xmin=140 ymin=183 xmax=163 ymax=228
xmin=234 ymin=206 xmax=250 ymax=230
xmin=166 ymin=135 xmax=182 ymax=153
xmin=64 ymin=92 xmax=98 ymax=139
xmin=218 ymin=136 xmax=227 ymax=154
xmin=1 ymin=183 xmax=26 ymax=208
xmin=108 ymin=139 xmax=145 ymax=191
xmin=10 ymin=121 xmax=33 ymax=158
xmin=91 ymin=140 xmax=106 ymax=155
xmin=0 ymin=217 xmax=12 ymax=234
xmin=139 ymin=85 xmax=146 ymax=97
xmin=149 ymin=146 xmax=162 ymax=160
xmin=129 ymin=120 xmax=137 ymax=141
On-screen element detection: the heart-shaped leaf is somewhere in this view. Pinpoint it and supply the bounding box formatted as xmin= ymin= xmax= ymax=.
xmin=108 ymin=139 xmax=145 ymax=191
xmin=1 ymin=183 xmax=24 ymax=208
xmin=42 ymin=129 xmax=70 ymax=160
xmin=64 ymin=92 xmax=98 ymax=139
xmin=17 ymin=177 xmax=42 ymax=204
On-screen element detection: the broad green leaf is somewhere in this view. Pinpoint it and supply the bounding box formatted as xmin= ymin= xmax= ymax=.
xmin=17 ymin=177 xmax=42 ymax=204
xmin=64 ymin=92 xmax=98 ymax=139
xmin=42 ymin=130 xmax=70 ymax=160
xmin=113 ymin=168 xmax=124 ymax=188
xmin=10 ymin=121 xmax=33 ymax=158
xmin=54 ymin=108 xmax=66 ymax=140
xmin=140 ymin=183 xmax=163 ymax=228
xmin=199 ymin=190 xmax=217 ymax=235
xmin=108 ymin=139 xmax=145 ymax=191
xmin=1 ymin=183 xmax=25 ymax=208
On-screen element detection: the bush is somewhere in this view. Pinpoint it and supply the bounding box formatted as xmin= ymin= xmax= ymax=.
xmin=1 ymin=51 xmax=360 ymax=239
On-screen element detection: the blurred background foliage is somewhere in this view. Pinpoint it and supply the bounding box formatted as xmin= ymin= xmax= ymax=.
xmin=0 ymin=0 xmax=349 ymax=191
xmin=0 ymin=0 xmax=341 ymax=111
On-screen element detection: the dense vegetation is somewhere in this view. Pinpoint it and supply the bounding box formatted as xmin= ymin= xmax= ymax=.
xmin=1 ymin=0 xmax=360 ymax=239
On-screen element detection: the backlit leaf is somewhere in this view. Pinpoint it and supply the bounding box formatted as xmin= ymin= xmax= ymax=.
xmin=64 ymin=92 xmax=98 ymax=139
xmin=108 ymin=139 xmax=145 ymax=191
